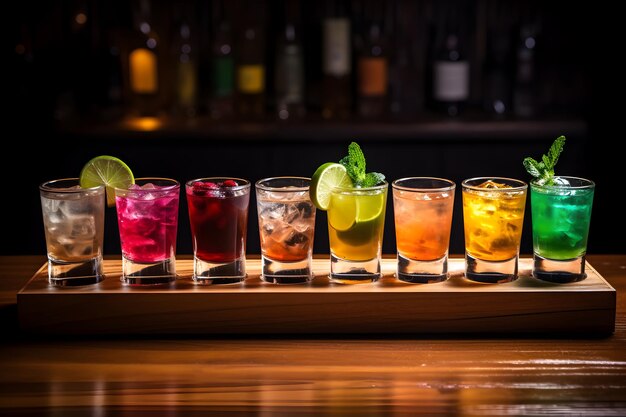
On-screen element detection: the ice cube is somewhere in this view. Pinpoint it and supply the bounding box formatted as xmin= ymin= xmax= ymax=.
xmin=158 ymin=196 xmax=178 ymax=209
xmin=477 ymin=203 xmax=497 ymax=216
xmin=292 ymin=219 xmax=311 ymax=233
xmin=476 ymin=180 xmax=512 ymax=189
xmin=553 ymin=177 xmax=570 ymax=186
xmin=284 ymin=204 xmax=300 ymax=223
xmin=267 ymin=203 xmax=286 ymax=219
xmin=490 ymin=237 xmax=514 ymax=251
xmin=142 ymin=183 xmax=156 ymax=189
xmin=262 ymin=222 xmax=274 ymax=235
xmin=268 ymin=191 xmax=287 ymax=201
xmin=129 ymin=184 xmax=142 ymax=190
xmin=57 ymin=235 xmax=74 ymax=246
xmin=70 ymin=215 xmax=96 ymax=238
xmin=285 ymin=231 xmax=308 ymax=247
xmin=267 ymin=223 xmax=292 ymax=246
xmin=70 ymin=240 xmax=94 ymax=257
xmin=297 ymin=201 xmax=313 ymax=218
xmin=564 ymin=230 xmax=583 ymax=245
xmin=57 ymin=200 xmax=76 ymax=218
xmin=43 ymin=198 xmax=61 ymax=213
xmin=46 ymin=209 xmax=65 ymax=225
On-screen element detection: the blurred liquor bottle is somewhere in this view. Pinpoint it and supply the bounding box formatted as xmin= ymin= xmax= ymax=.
xmin=127 ymin=0 xmax=160 ymax=116
xmin=514 ymin=23 xmax=538 ymax=118
xmin=389 ymin=0 xmax=422 ymax=119
xmin=173 ymin=17 xmax=198 ymax=118
xmin=432 ymin=9 xmax=469 ymax=117
xmin=483 ymin=8 xmax=513 ymax=118
xmin=210 ymin=1 xmax=235 ymax=120
xmin=357 ymin=22 xmax=388 ymax=119
xmin=275 ymin=1 xmax=305 ymax=121
xmin=321 ymin=0 xmax=351 ymax=120
xmin=236 ymin=3 xmax=266 ymax=121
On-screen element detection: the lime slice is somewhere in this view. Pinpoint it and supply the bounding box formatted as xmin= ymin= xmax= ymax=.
xmin=79 ymin=156 xmax=134 ymax=207
xmin=328 ymin=192 xmax=385 ymax=232
xmin=356 ymin=193 xmax=385 ymax=223
xmin=310 ymin=163 xmax=353 ymax=210
xmin=328 ymin=193 xmax=357 ymax=231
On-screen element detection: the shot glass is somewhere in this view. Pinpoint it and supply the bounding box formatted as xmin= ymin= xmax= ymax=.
xmin=462 ymin=177 xmax=527 ymax=283
xmin=256 ymin=177 xmax=316 ymax=284
xmin=40 ymin=178 xmax=105 ymax=286
xmin=530 ymin=177 xmax=594 ymax=283
xmin=328 ymin=182 xmax=388 ymax=284
xmin=186 ymin=178 xmax=250 ymax=284
xmin=115 ymin=178 xmax=180 ymax=285
xmin=392 ymin=177 xmax=455 ymax=283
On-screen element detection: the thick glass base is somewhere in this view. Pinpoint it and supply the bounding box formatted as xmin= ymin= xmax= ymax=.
xmin=533 ymin=254 xmax=587 ymax=283
xmin=48 ymin=256 xmax=104 ymax=286
xmin=330 ymin=253 xmax=381 ymax=284
xmin=121 ymin=257 xmax=176 ymax=285
xmin=261 ymin=256 xmax=312 ymax=284
xmin=192 ymin=256 xmax=246 ymax=285
xmin=396 ymin=253 xmax=448 ymax=284
xmin=465 ymin=253 xmax=518 ymax=284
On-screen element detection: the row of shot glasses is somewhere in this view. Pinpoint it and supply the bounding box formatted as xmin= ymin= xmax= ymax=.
xmin=40 ymin=175 xmax=594 ymax=286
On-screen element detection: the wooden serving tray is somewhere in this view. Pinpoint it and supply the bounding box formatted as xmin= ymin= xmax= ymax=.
xmin=17 ymin=258 xmax=616 ymax=336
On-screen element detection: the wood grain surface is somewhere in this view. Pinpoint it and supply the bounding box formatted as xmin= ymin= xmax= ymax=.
xmin=17 ymin=258 xmax=616 ymax=335
xmin=1 ymin=255 xmax=625 ymax=416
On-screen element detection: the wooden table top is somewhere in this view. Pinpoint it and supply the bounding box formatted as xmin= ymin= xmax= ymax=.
xmin=1 ymin=255 xmax=625 ymax=416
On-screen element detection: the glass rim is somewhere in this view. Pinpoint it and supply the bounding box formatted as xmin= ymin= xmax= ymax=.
xmin=392 ymin=177 xmax=456 ymax=192
xmin=255 ymin=176 xmax=311 ymax=192
xmin=530 ymin=176 xmax=595 ymax=190
xmin=462 ymin=177 xmax=527 ymax=192
xmin=115 ymin=177 xmax=180 ymax=192
xmin=332 ymin=180 xmax=389 ymax=194
xmin=185 ymin=177 xmax=251 ymax=191
xmin=39 ymin=178 xmax=104 ymax=193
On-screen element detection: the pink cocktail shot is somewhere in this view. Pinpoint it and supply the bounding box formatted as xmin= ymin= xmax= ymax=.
xmin=115 ymin=178 xmax=180 ymax=285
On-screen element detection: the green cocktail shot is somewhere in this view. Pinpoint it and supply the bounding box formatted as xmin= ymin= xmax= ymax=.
xmin=531 ymin=180 xmax=594 ymax=260
xmin=524 ymin=136 xmax=595 ymax=283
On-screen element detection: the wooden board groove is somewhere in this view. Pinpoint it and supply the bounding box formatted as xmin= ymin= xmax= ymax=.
xmin=17 ymin=258 xmax=616 ymax=336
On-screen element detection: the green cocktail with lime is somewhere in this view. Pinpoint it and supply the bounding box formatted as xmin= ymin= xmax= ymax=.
xmin=328 ymin=183 xmax=387 ymax=262
xmin=311 ymin=143 xmax=387 ymax=283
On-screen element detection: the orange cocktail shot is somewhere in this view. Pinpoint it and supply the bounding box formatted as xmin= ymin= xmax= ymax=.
xmin=392 ymin=177 xmax=455 ymax=283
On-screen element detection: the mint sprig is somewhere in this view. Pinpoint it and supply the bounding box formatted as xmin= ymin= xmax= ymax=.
xmin=339 ymin=142 xmax=385 ymax=187
xmin=523 ymin=135 xmax=566 ymax=186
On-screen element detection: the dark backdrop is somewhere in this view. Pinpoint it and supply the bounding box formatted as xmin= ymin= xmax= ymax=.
xmin=6 ymin=0 xmax=621 ymax=257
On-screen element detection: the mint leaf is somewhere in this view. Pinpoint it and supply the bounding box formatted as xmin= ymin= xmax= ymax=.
xmin=363 ymin=172 xmax=385 ymax=187
xmin=340 ymin=142 xmax=367 ymax=185
xmin=545 ymin=135 xmax=566 ymax=170
xmin=522 ymin=136 xmax=566 ymax=184
xmin=541 ymin=154 xmax=552 ymax=171
xmin=339 ymin=142 xmax=385 ymax=187
xmin=523 ymin=157 xmax=543 ymax=178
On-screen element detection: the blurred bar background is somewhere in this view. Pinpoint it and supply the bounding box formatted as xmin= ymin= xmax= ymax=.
xmin=8 ymin=0 xmax=616 ymax=256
